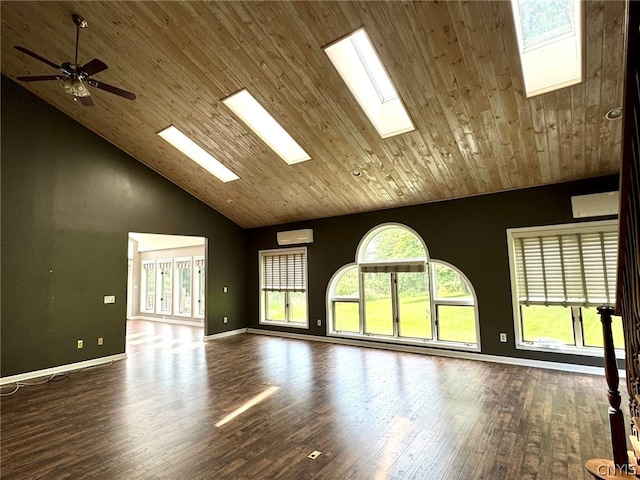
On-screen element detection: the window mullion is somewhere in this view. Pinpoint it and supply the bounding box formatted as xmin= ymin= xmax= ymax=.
xmin=391 ymin=273 xmax=399 ymax=337
xmin=285 ymin=291 xmax=290 ymax=323
xmin=429 ymin=264 xmax=438 ymax=340
xmin=573 ymin=306 xmax=585 ymax=347
xmin=359 ymin=270 xmax=365 ymax=334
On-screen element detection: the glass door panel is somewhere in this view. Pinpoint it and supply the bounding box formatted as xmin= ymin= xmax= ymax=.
xmin=397 ymin=271 xmax=431 ymax=339
xmin=363 ymin=272 xmax=393 ymax=335
xmin=176 ymin=262 xmax=192 ymax=316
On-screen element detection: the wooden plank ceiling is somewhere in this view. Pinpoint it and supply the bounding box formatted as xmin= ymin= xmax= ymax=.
xmin=0 ymin=1 xmax=627 ymax=228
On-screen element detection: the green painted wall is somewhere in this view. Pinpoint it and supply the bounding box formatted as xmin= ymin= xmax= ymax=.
xmin=1 ymin=76 xmax=246 ymax=377
xmin=1 ymin=74 xmax=621 ymax=375
xmin=246 ymin=175 xmax=619 ymax=368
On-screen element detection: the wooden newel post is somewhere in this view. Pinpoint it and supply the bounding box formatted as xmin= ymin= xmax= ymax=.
xmin=598 ymin=305 xmax=628 ymax=470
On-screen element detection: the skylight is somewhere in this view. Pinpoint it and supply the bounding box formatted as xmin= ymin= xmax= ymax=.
xmin=324 ymin=28 xmax=414 ymax=139
xmin=222 ymin=89 xmax=311 ymax=165
xmin=510 ymin=0 xmax=582 ymax=97
xmin=157 ymin=126 xmax=239 ymax=183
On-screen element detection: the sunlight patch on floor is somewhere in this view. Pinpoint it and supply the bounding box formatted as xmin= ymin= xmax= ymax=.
xmin=215 ymin=386 xmax=280 ymax=427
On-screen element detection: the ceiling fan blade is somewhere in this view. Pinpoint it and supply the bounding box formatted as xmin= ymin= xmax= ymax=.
xmin=80 ymin=58 xmax=108 ymax=77
xmin=16 ymin=75 xmax=66 ymax=82
xmin=87 ymin=79 xmax=136 ymax=100
xmin=78 ymin=95 xmax=94 ymax=107
xmin=14 ymin=46 xmax=61 ymax=71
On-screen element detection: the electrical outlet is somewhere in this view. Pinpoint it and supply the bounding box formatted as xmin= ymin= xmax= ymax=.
xmin=98 ymin=337 xmax=104 ymax=346
xmin=77 ymin=339 xmax=84 ymax=349
xmin=499 ymin=333 xmax=507 ymax=343
xmin=317 ymin=319 xmax=322 ymax=327
xmin=103 ymin=295 xmax=115 ymax=304
xmin=223 ymin=316 xmax=228 ymax=324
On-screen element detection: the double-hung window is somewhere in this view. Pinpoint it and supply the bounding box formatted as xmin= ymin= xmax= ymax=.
xmin=507 ymin=220 xmax=622 ymax=354
xmin=260 ymin=247 xmax=308 ymax=328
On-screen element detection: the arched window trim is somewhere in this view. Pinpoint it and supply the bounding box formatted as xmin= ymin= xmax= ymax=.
xmin=429 ymin=260 xmax=478 ymax=305
xmin=326 ymin=263 xmax=361 ymax=334
xmin=429 ymin=259 xmax=481 ymax=347
xmin=327 ymin=223 xmax=480 ymax=352
xmin=327 ymin=263 xmax=359 ymax=302
xmin=356 ymin=222 xmax=430 ymax=264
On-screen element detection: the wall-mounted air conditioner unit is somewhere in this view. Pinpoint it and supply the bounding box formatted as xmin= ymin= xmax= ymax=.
xmin=571 ymin=191 xmax=619 ymax=218
xmin=277 ymin=229 xmax=314 ymax=246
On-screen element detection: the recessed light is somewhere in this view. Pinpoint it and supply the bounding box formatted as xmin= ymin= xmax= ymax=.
xmin=226 ymin=199 xmax=235 ymax=204
xmin=351 ymin=169 xmax=362 ymax=177
xmin=605 ymin=107 xmax=623 ymax=120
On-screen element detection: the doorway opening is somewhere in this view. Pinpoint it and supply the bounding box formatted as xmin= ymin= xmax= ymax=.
xmin=127 ymin=233 xmax=207 ymax=333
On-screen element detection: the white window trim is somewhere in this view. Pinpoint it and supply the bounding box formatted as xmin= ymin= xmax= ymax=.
xmin=259 ymin=247 xmax=309 ymax=329
xmin=327 ymin=225 xmax=480 ymax=352
xmin=429 ymin=260 xmax=480 ymax=348
xmin=174 ymin=256 xmax=193 ymax=318
xmin=157 ymin=258 xmax=173 ymax=315
xmin=356 ymin=222 xmax=429 ymax=264
xmin=506 ymin=220 xmax=622 ymax=357
xmin=141 ymin=260 xmax=156 ymax=314
xmin=194 ymin=256 xmax=205 ymax=319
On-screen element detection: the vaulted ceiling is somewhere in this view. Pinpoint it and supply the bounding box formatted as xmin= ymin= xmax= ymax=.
xmin=0 ymin=1 xmax=627 ymax=228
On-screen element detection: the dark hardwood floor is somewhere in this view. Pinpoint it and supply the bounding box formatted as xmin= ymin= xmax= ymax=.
xmin=1 ymin=320 xmax=624 ymax=479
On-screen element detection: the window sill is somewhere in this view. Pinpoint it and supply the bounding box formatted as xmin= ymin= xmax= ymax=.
xmin=328 ymin=331 xmax=480 ymax=352
xmin=260 ymin=320 xmax=309 ymax=329
xmin=516 ymin=342 xmax=625 ymax=359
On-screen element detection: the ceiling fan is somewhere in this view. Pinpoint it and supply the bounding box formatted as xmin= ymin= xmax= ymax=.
xmin=14 ymin=14 xmax=136 ymax=106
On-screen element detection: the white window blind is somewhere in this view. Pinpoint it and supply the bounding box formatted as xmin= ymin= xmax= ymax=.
xmin=176 ymin=260 xmax=191 ymax=270
xmin=360 ymin=261 xmax=426 ymax=273
xmin=158 ymin=260 xmax=172 ymax=272
xmin=513 ymin=230 xmax=618 ymax=307
xmin=262 ymin=251 xmax=307 ymax=292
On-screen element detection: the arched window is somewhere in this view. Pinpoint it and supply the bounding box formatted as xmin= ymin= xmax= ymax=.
xmin=358 ymin=224 xmax=427 ymax=263
xmin=330 ymin=265 xmax=360 ymax=333
xmin=327 ymin=224 xmax=479 ymax=350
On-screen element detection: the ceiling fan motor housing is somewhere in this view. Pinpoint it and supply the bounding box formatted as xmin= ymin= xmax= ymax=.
xmin=62 ymin=78 xmax=90 ymax=97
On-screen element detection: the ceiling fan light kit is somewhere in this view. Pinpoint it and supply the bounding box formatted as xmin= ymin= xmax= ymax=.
xmin=13 ymin=14 xmax=136 ymax=106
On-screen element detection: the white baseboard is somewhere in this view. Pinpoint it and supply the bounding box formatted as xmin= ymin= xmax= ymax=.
xmin=0 ymin=353 xmax=127 ymax=386
xmin=129 ymin=315 xmax=204 ymax=327
xmin=246 ymin=328 xmax=618 ymax=377
xmin=204 ymin=328 xmax=247 ymax=341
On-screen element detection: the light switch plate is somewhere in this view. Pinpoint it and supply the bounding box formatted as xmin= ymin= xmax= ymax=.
xmin=104 ymin=295 xmax=115 ymax=304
